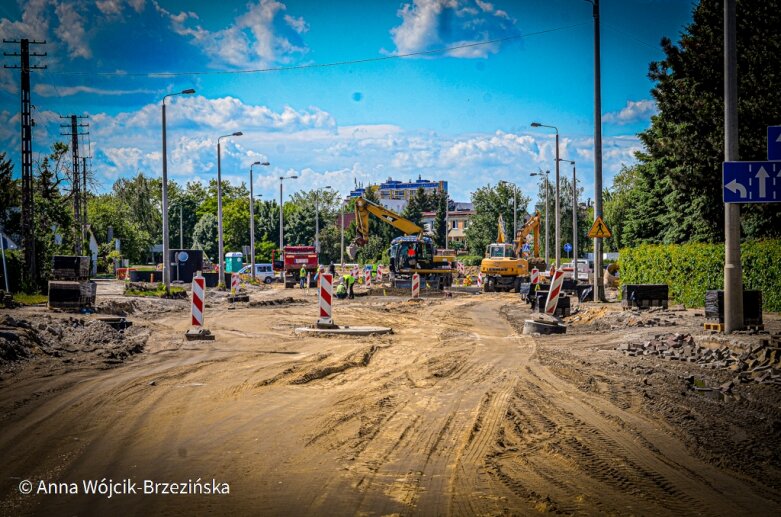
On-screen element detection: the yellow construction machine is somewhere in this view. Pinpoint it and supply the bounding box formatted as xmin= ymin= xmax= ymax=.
xmin=347 ymin=197 xmax=454 ymax=288
xmin=479 ymin=212 xmax=546 ymax=292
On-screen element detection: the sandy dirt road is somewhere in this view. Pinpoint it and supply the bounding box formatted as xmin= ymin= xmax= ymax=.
xmin=1 ymin=291 xmax=779 ymax=516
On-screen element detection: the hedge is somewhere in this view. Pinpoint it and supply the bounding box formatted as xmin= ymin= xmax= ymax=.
xmin=620 ymin=240 xmax=781 ymax=312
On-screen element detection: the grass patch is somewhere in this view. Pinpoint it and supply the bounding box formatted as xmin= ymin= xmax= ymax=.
xmin=13 ymin=293 xmax=49 ymax=305
xmin=124 ymin=282 xmax=187 ymax=299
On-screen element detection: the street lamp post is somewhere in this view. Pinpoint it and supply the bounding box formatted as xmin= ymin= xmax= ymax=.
xmin=216 ymin=131 xmax=243 ymax=287
xmin=531 ymin=121 xmax=560 ymax=268
xmin=340 ymin=197 xmax=346 ymax=267
xmin=249 ymin=161 xmax=270 ymax=281
xmin=558 ymin=159 xmax=577 ymax=271
xmin=161 ymin=88 xmax=195 ymax=293
xmin=530 ymin=171 xmax=551 ymax=266
xmin=279 ymin=174 xmax=298 ymax=261
xmin=314 ymin=186 xmax=333 ymax=254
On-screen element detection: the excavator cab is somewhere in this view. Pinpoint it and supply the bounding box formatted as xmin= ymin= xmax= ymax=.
xmin=486 ymin=243 xmax=516 ymax=259
xmin=391 ymin=237 xmax=435 ymax=270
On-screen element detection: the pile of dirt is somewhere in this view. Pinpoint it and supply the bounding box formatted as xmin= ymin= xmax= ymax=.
xmin=0 ymin=314 xmax=149 ymax=371
xmin=98 ymin=297 xmax=189 ymax=316
xmin=247 ymin=297 xmax=306 ymax=307
xmin=567 ymin=305 xmax=681 ymax=330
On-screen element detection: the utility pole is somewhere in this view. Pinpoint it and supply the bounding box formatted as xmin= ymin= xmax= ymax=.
xmin=60 ymin=115 xmax=89 ymax=255
xmin=587 ymin=0 xmax=605 ymax=301
xmin=723 ymin=0 xmax=743 ymax=332
xmin=4 ymin=38 xmax=46 ymax=286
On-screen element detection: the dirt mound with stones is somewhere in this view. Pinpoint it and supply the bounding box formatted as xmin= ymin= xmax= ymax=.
xmin=0 ymin=314 xmax=149 ymax=372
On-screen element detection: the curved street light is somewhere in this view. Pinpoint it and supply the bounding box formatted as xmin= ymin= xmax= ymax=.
xmin=216 ymin=131 xmax=243 ymax=286
xmin=531 ymin=121 xmax=561 ymax=268
xmin=161 ymin=88 xmax=195 ymax=293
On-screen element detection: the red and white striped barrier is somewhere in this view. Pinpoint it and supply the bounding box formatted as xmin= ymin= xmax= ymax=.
xmin=230 ymin=273 xmax=240 ymax=295
xmin=306 ymin=272 xmax=311 ymax=291
xmin=531 ymin=268 xmax=539 ymax=285
xmin=192 ymin=275 xmax=205 ymax=327
xmin=318 ymin=273 xmax=333 ymax=326
xmin=365 ymin=269 xmax=371 ymax=287
xmin=411 ymin=273 xmax=420 ymax=298
xmin=376 ymin=265 xmax=382 ymax=281
xmin=545 ymin=269 xmax=565 ymax=316
xmin=477 ymin=272 xmax=483 ymax=288
xmin=456 ymin=261 xmax=465 ymax=275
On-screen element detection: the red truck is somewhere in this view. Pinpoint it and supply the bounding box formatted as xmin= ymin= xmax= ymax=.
xmin=272 ymin=246 xmax=319 ymax=289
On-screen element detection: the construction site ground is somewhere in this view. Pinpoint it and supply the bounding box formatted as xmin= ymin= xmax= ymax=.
xmin=1 ymin=280 xmax=780 ymax=516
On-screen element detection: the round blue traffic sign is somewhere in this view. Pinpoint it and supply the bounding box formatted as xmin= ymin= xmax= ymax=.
xmin=563 ymin=243 xmax=572 ymax=253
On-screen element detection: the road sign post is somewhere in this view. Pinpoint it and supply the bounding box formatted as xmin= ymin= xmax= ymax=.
xmin=768 ymin=126 xmax=781 ymax=160
xmin=723 ymin=161 xmax=781 ymax=203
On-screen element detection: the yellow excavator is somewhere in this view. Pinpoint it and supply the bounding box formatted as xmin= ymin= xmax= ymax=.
xmin=479 ymin=212 xmax=545 ymax=292
xmin=347 ymin=196 xmax=454 ymax=288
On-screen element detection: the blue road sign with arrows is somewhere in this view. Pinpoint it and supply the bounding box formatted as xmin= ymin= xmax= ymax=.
xmin=768 ymin=126 xmax=781 ymax=160
xmin=722 ymin=161 xmax=781 ymax=203
xmin=522 ymin=243 xmax=531 ymax=253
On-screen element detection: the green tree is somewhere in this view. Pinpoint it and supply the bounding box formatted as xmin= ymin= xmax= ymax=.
xmin=401 ymin=187 xmax=430 ymax=228
xmin=612 ymin=0 xmax=781 ymax=245
xmin=88 ymin=194 xmax=152 ymax=264
xmin=465 ymin=183 xmax=530 ymax=255
xmin=192 ymin=213 xmax=218 ymax=260
xmin=223 ymin=197 xmax=250 ymax=252
xmin=0 ymin=152 xmax=21 ymax=243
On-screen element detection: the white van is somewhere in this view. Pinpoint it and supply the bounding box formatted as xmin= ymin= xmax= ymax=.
xmin=562 ymin=259 xmax=592 ymax=281
xmin=238 ymin=263 xmax=276 ymax=283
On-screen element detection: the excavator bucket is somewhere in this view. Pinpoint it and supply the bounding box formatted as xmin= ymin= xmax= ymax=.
xmin=346 ymin=243 xmax=358 ymax=260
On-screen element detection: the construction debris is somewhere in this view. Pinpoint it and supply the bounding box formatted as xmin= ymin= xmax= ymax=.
xmin=617 ymin=333 xmax=781 ymax=388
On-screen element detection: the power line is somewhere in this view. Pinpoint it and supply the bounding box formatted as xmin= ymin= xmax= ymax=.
xmin=49 ymin=22 xmax=589 ymax=78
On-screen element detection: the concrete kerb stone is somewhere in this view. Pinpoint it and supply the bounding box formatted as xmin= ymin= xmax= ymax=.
xmin=295 ymin=325 xmax=393 ymax=336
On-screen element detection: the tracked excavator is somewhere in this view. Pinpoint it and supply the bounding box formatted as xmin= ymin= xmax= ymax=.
xmin=479 ymin=212 xmax=546 ymax=292
xmin=346 ymin=196 xmax=454 ymax=289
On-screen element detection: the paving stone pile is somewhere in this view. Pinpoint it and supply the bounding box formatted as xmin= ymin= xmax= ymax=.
xmin=617 ymin=333 xmax=781 ymax=389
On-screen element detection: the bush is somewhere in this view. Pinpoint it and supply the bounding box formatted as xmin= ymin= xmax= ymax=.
xmin=620 ymin=240 xmax=781 ymax=312
xmin=459 ymin=255 xmax=484 ymax=266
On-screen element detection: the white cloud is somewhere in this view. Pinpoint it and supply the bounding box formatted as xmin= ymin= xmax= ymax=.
xmin=34 ymin=84 xmax=155 ymax=97
xmin=603 ymin=99 xmax=657 ymax=125
xmin=54 ymin=1 xmax=91 ymax=59
xmin=389 ymin=0 xmax=517 ymax=58
xmin=157 ymin=0 xmax=309 ymax=67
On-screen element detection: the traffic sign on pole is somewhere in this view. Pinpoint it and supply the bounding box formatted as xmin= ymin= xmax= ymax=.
xmin=563 ymin=243 xmax=572 ymax=254
xmin=768 ymin=126 xmax=781 ymax=160
xmin=722 ymin=161 xmax=781 ymax=203
xmin=587 ymin=216 xmax=612 ymax=239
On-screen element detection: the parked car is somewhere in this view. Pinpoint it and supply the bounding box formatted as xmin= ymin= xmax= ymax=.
xmin=238 ymin=263 xmax=276 ymax=283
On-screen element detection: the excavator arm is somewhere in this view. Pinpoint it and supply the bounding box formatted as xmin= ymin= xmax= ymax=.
xmin=349 ymin=197 xmax=424 ymax=258
xmin=514 ymin=212 xmax=541 ymax=258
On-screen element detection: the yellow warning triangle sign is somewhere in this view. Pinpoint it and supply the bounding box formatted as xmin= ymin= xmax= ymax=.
xmin=588 ymin=216 xmax=612 ymax=238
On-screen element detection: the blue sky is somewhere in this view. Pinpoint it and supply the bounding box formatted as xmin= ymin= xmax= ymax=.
xmin=0 ymin=0 xmax=693 ymax=206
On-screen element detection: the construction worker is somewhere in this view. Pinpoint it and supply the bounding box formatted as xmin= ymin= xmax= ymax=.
xmin=329 ymin=262 xmax=336 ymax=277
xmin=299 ymin=265 xmax=307 ymax=288
xmin=335 ymin=281 xmax=347 ymax=300
xmin=343 ymin=272 xmax=355 ymax=299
